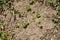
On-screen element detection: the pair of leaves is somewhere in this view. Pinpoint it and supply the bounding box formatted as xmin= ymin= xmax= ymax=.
xmin=36 ymin=13 xmax=41 ymax=18
xmin=22 ymin=20 xmax=29 ymax=28
xmin=26 ymin=5 xmax=31 ymax=11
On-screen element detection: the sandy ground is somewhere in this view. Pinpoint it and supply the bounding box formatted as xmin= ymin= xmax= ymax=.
xmin=0 ymin=0 xmax=60 ymax=40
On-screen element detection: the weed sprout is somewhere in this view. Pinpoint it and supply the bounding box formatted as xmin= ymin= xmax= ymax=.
xmin=37 ymin=21 xmax=43 ymax=29
xmin=26 ymin=5 xmax=31 ymax=11
xmin=22 ymin=20 xmax=29 ymax=28
xmin=15 ymin=23 xmax=19 ymax=28
xmin=52 ymin=18 xmax=59 ymax=23
xmin=0 ymin=19 xmax=3 ymax=26
xmin=36 ymin=13 xmax=41 ymax=18
xmin=30 ymin=0 xmax=34 ymax=4
xmin=7 ymin=36 xmax=12 ymax=40
xmin=0 ymin=31 xmax=6 ymax=40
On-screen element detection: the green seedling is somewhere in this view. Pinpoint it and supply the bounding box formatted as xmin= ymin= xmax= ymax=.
xmin=11 ymin=9 xmax=22 ymax=19
xmin=48 ymin=0 xmax=56 ymax=3
xmin=0 ymin=0 xmax=8 ymax=3
xmin=26 ymin=5 xmax=31 ymax=11
xmin=17 ymin=10 xmax=22 ymax=17
xmin=36 ymin=13 xmax=41 ymax=18
xmin=14 ymin=10 xmax=22 ymax=20
xmin=8 ymin=3 xmax=12 ymax=8
xmin=52 ymin=18 xmax=59 ymax=23
xmin=0 ymin=19 xmax=3 ymax=30
xmin=37 ymin=22 xmax=43 ymax=29
xmin=58 ymin=0 xmax=60 ymax=2
xmin=57 ymin=11 xmax=60 ymax=15
xmin=58 ymin=6 xmax=60 ymax=11
xmin=7 ymin=36 xmax=12 ymax=40
xmin=22 ymin=20 xmax=29 ymax=28
xmin=14 ymin=10 xmax=18 ymax=14
xmin=0 ymin=5 xmax=3 ymax=13
xmin=0 ymin=31 xmax=6 ymax=40
xmin=0 ymin=0 xmax=4 ymax=3
xmin=30 ymin=0 xmax=34 ymax=4
xmin=15 ymin=23 xmax=19 ymax=28
xmin=0 ymin=19 xmax=3 ymax=26
xmin=14 ymin=10 xmax=22 ymax=17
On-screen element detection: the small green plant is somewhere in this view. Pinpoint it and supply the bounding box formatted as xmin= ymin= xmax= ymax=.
xmin=58 ymin=6 xmax=60 ymax=11
xmin=58 ymin=0 xmax=60 ymax=2
xmin=14 ymin=10 xmax=22 ymax=17
xmin=15 ymin=23 xmax=19 ymax=28
xmin=22 ymin=20 xmax=29 ymax=28
xmin=57 ymin=2 xmax=60 ymax=15
xmin=0 ymin=5 xmax=3 ymax=13
xmin=57 ymin=11 xmax=60 ymax=15
xmin=26 ymin=5 xmax=31 ymax=11
xmin=0 ymin=0 xmax=4 ymax=3
xmin=0 ymin=0 xmax=9 ymax=4
xmin=0 ymin=19 xmax=3 ymax=26
xmin=0 ymin=19 xmax=4 ymax=29
xmin=52 ymin=18 xmax=59 ymax=23
xmin=48 ymin=0 xmax=56 ymax=3
xmin=8 ymin=3 xmax=12 ymax=8
xmin=30 ymin=0 xmax=34 ymax=4
xmin=36 ymin=13 xmax=41 ymax=18
xmin=17 ymin=10 xmax=22 ymax=17
xmin=0 ymin=31 xmax=6 ymax=40
xmin=7 ymin=36 xmax=12 ymax=40
xmin=14 ymin=9 xmax=18 ymax=14
xmin=37 ymin=21 xmax=43 ymax=29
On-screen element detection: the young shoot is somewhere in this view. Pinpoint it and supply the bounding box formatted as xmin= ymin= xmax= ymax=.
xmin=26 ymin=5 xmax=31 ymax=11
xmin=22 ymin=20 xmax=29 ymax=28
xmin=15 ymin=23 xmax=19 ymax=28
xmin=37 ymin=21 xmax=43 ymax=29
xmin=36 ymin=13 xmax=41 ymax=18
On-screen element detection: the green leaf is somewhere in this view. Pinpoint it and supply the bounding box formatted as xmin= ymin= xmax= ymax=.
xmin=58 ymin=6 xmax=60 ymax=11
xmin=36 ymin=13 xmax=41 ymax=18
xmin=30 ymin=0 xmax=34 ymax=4
xmin=49 ymin=0 xmax=56 ymax=3
xmin=0 ymin=32 xmax=6 ymax=40
xmin=52 ymin=18 xmax=58 ymax=23
xmin=57 ymin=11 xmax=60 ymax=16
xmin=7 ymin=36 xmax=12 ymax=40
xmin=22 ymin=20 xmax=29 ymax=28
xmin=0 ymin=19 xmax=3 ymax=26
xmin=15 ymin=23 xmax=19 ymax=28
xmin=26 ymin=5 xmax=31 ymax=11
xmin=0 ymin=0 xmax=4 ymax=2
xmin=37 ymin=22 xmax=43 ymax=29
